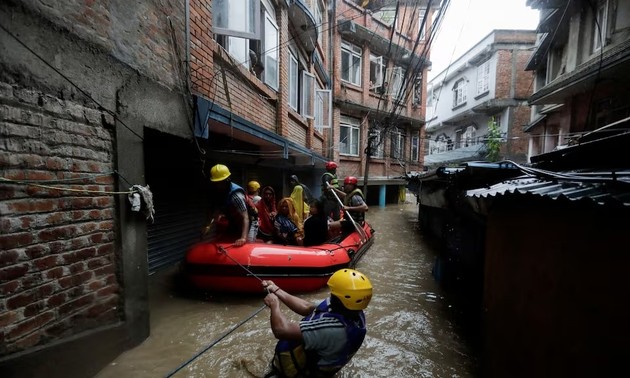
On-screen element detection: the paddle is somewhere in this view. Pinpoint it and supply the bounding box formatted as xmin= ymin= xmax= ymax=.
xmin=326 ymin=182 xmax=368 ymax=243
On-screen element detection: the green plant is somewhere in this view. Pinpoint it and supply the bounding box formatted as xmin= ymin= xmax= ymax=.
xmin=486 ymin=117 xmax=501 ymax=162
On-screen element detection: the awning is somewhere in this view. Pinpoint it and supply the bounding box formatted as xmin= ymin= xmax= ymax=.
xmin=424 ymin=144 xmax=485 ymax=166
xmin=193 ymin=95 xmax=327 ymax=168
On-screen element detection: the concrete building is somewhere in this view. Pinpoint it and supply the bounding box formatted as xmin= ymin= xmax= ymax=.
xmin=425 ymin=30 xmax=537 ymax=169
xmin=524 ymin=0 xmax=630 ymax=163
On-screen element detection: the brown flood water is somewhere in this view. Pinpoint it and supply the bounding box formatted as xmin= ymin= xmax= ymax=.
xmin=95 ymin=200 xmax=476 ymax=378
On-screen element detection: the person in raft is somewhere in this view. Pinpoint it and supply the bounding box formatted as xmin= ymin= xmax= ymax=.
xmin=262 ymin=268 xmax=372 ymax=378
xmin=203 ymin=164 xmax=258 ymax=246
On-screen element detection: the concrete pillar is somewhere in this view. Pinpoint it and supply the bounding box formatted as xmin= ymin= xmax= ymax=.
xmin=379 ymin=185 xmax=386 ymax=208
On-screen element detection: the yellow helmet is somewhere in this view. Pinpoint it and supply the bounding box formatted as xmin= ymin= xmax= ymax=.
xmin=210 ymin=164 xmax=231 ymax=182
xmin=248 ymin=180 xmax=261 ymax=192
xmin=327 ymin=269 xmax=372 ymax=310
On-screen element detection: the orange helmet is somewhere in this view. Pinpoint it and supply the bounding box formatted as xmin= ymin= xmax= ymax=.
xmin=344 ymin=176 xmax=358 ymax=185
xmin=325 ymin=161 xmax=338 ymax=170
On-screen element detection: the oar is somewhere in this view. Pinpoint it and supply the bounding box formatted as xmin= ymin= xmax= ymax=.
xmin=326 ymin=182 xmax=368 ymax=243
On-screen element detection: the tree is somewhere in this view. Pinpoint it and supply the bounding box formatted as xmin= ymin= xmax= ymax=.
xmin=486 ymin=117 xmax=501 ymax=162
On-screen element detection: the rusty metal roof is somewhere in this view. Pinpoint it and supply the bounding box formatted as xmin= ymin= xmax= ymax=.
xmin=466 ymin=173 xmax=630 ymax=206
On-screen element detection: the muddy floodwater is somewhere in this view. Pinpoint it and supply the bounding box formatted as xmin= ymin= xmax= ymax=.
xmin=95 ymin=200 xmax=477 ymax=378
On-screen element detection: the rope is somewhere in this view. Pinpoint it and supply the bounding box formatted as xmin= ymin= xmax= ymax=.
xmin=164 ymin=244 xmax=273 ymax=376
xmin=164 ymin=304 xmax=267 ymax=378
xmin=0 ymin=177 xmax=134 ymax=195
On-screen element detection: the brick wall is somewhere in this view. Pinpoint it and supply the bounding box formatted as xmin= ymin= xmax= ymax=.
xmin=0 ymin=82 xmax=119 ymax=355
xmin=22 ymin=0 xmax=185 ymax=90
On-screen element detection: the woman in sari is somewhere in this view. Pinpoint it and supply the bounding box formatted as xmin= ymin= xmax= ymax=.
xmin=273 ymin=197 xmax=304 ymax=246
xmin=256 ymin=186 xmax=277 ymax=242
xmin=289 ymin=175 xmax=310 ymax=228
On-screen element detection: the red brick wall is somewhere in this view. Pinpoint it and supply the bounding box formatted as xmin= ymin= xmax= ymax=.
xmin=0 ymin=83 xmax=119 ymax=355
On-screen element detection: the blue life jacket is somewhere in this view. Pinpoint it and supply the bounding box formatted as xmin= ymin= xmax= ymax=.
xmin=271 ymin=298 xmax=366 ymax=377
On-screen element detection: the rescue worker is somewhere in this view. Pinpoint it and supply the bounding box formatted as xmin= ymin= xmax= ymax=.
xmin=248 ymin=180 xmax=262 ymax=205
xmin=262 ymin=269 xmax=372 ymax=377
xmin=339 ymin=176 xmax=368 ymax=237
xmin=320 ymin=161 xmax=344 ymax=221
xmin=204 ymin=164 xmax=258 ymax=246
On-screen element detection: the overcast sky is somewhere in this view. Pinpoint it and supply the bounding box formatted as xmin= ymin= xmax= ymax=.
xmin=428 ymin=0 xmax=540 ymax=80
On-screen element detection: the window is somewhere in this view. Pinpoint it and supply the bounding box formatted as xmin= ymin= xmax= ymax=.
xmin=369 ymin=128 xmax=383 ymax=158
xmin=453 ymin=78 xmax=467 ymax=107
xmin=289 ymin=53 xmax=298 ymax=110
xmin=391 ymin=129 xmax=405 ymax=159
xmin=375 ymin=7 xmax=398 ymax=29
xmin=477 ymin=60 xmax=490 ymax=95
xmin=412 ymin=74 xmax=422 ymax=106
xmin=301 ymin=71 xmax=315 ymax=118
xmin=418 ymin=9 xmax=427 ymax=40
xmin=592 ymin=0 xmax=608 ymax=52
xmin=213 ymin=0 xmax=260 ymax=39
xmin=411 ymin=136 xmax=419 ymax=161
xmin=216 ymin=0 xmax=278 ymax=89
xmin=386 ymin=66 xmax=405 ymax=101
xmin=340 ymin=115 xmax=360 ymax=156
xmin=315 ymin=85 xmax=332 ymax=132
xmin=263 ymin=10 xmax=279 ymax=89
xmin=341 ymin=41 xmax=362 ymax=86
xmin=314 ymin=0 xmax=324 ymax=46
xmin=369 ymin=54 xmax=385 ymax=92
xmin=463 ymin=125 xmax=477 ymax=147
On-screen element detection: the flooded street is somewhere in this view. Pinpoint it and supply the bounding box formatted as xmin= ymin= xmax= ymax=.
xmin=96 ymin=200 xmax=476 ymax=378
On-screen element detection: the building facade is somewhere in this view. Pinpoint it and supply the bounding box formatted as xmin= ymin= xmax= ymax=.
xmin=425 ymin=30 xmax=536 ymax=168
xmin=0 ymin=0 xmax=436 ymax=376
xmin=524 ymin=0 xmax=630 ymax=162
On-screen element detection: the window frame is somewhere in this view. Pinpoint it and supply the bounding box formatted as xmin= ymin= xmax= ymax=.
xmin=411 ymin=135 xmax=419 ymax=162
xmin=369 ymin=128 xmax=384 ymax=158
xmin=341 ymin=40 xmax=362 ymax=86
xmin=340 ymin=115 xmax=361 ymax=156
xmin=213 ymin=0 xmax=260 ymax=39
xmin=263 ymin=9 xmax=279 ymax=89
xmin=453 ymin=78 xmax=467 ymax=107
xmin=301 ymin=71 xmax=315 ymax=119
xmin=390 ymin=129 xmax=405 ymax=159
xmin=315 ymin=87 xmax=332 ymax=132
xmin=476 ymin=60 xmax=490 ymax=95
xmin=289 ymin=52 xmax=299 ymax=111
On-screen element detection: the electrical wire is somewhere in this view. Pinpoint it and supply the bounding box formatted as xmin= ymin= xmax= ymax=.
xmin=0 ymin=177 xmax=134 ymax=195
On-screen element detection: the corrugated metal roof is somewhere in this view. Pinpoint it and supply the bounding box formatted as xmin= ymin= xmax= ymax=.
xmin=466 ymin=175 xmax=630 ymax=206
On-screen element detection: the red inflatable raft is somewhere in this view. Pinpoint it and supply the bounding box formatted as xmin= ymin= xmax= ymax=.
xmin=184 ymin=222 xmax=374 ymax=294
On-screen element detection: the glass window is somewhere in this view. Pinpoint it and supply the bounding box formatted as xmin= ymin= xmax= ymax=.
xmin=391 ymin=129 xmax=405 ymax=159
xmin=411 ymin=136 xmax=419 ymax=161
xmin=263 ymin=12 xmax=279 ymax=89
xmin=387 ymin=66 xmax=405 ymax=101
xmin=413 ymin=74 xmax=422 ymax=106
xmin=315 ymin=87 xmax=332 ymax=132
xmin=592 ymin=1 xmax=608 ymax=52
xmin=341 ymin=41 xmax=362 ymax=86
xmin=369 ymin=54 xmax=385 ymax=92
xmin=289 ymin=53 xmax=298 ymax=110
xmin=418 ymin=9 xmax=426 ymax=40
xmin=477 ymin=60 xmax=490 ymax=94
xmin=453 ymin=79 xmax=467 ymax=107
xmin=213 ymin=0 xmax=260 ymax=39
xmin=369 ymin=128 xmax=383 ymax=158
xmin=302 ymin=71 xmax=315 ymax=118
xmin=340 ymin=115 xmax=360 ymax=156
